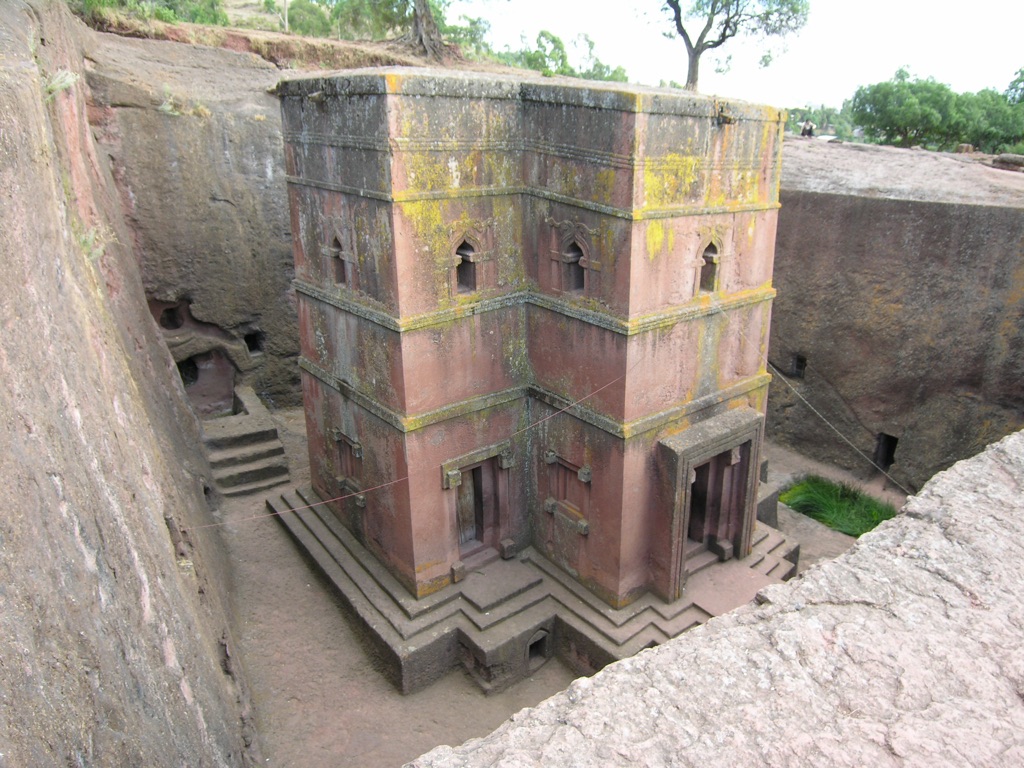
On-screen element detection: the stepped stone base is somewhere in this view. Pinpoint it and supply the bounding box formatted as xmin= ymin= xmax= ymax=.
xmin=202 ymin=386 xmax=290 ymax=497
xmin=268 ymin=486 xmax=799 ymax=694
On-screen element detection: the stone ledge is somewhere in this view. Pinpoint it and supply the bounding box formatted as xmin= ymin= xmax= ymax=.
xmin=268 ymin=487 xmax=797 ymax=695
xmin=411 ymin=429 xmax=1024 ymax=767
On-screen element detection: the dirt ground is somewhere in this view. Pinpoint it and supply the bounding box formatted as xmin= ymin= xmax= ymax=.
xmin=215 ymin=407 xmax=907 ymax=767
xmin=216 ymin=408 xmax=576 ymax=768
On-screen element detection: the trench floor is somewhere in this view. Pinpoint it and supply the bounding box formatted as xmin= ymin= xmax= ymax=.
xmin=221 ymin=407 xmax=900 ymax=767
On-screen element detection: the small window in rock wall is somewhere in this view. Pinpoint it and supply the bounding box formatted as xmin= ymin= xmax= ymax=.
xmin=456 ymin=240 xmax=477 ymax=294
xmin=177 ymin=357 xmax=199 ymax=387
xmin=333 ymin=430 xmax=362 ymax=481
xmin=699 ymin=243 xmax=719 ymax=293
xmin=338 ymin=439 xmax=359 ymax=480
xmin=330 ymin=237 xmax=347 ymax=286
xmin=873 ymin=433 xmax=898 ymax=473
xmin=564 ymin=241 xmax=585 ymax=294
xmin=549 ymin=454 xmax=589 ymax=516
xmin=159 ymin=304 xmax=185 ymax=330
xmin=791 ymin=354 xmax=807 ymax=379
xmin=244 ymin=331 xmax=265 ymax=355
xmin=332 ymin=428 xmax=366 ymax=511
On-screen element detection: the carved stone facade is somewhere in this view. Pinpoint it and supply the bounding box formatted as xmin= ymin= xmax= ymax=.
xmin=277 ymin=70 xmax=789 ymax=689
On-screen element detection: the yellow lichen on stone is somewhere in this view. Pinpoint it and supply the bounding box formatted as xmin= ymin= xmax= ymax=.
xmin=595 ymin=168 xmax=616 ymax=206
xmin=644 ymin=220 xmax=675 ymax=262
xmin=502 ymin=318 xmax=530 ymax=380
xmin=644 ymin=153 xmax=699 ymax=209
xmin=483 ymin=151 xmax=518 ymax=189
xmin=399 ymin=199 xmax=453 ymax=300
xmin=550 ymin=161 xmax=580 ymax=198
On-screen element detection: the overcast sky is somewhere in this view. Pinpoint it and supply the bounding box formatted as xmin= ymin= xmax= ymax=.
xmin=448 ymin=0 xmax=1024 ymax=108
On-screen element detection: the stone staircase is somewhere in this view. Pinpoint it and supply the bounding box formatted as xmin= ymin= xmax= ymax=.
xmin=748 ymin=524 xmax=800 ymax=580
xmin=267 ymin=486 xmax=799 ymax=694
xmin=201 ymin=386 xmax=289 ymax=498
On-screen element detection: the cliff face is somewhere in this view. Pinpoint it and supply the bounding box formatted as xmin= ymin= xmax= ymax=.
xmin=85 ymin=27 xmax=300 ymax=408
xmin=767 ymin=140 xmax=1024 ymax=490
xmin=0 ymin=2 xmax=252 ymax=764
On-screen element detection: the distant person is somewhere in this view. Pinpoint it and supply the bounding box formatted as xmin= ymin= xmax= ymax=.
xmin=800 ymin=119 xmax=816 ymax=138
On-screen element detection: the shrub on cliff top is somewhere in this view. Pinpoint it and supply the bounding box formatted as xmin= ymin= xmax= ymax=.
xmin=77 ymin=0 xmax=229 ymax=26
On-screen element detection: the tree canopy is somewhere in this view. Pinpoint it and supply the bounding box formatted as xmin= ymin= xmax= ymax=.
xmin=76 ymin=0 xmax=228 ymax=24
xmin=494 ymin=31 xmax=627 ymax=82
xmin=662 ymin=0 xmax=809 ymax=90
xmin=1005 ymin=68 xmax=1024 ymax=106
xmin=851 ymin=69 xmax=1024 ymax=153
xmin=296 ymin=0 xmax=629 ymax=81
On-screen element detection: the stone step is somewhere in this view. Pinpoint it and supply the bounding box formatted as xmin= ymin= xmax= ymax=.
xmin=747 ymin=523 xmax=799 ymax=581
xmin=750 ymin=552 xmax=798 ymax=581
xmin=295 ymin=489 xmax=462 ymax=621
xmin=213 ymin=455 xmax=289 ymax=488
xmin=273 ymin=489 xmax=714 ymax=675
xmin=270 ymin=487 xmax=804 ymax=694
xmin=202 ymin=420 xmax=280 ymax=450
xmin=221 ymin=475 xmax=291 ymax=498
xmin=757 ymin=527 xmax=800 ymax=563
xmin=208 ymin=441 xmax=285 ymax=469
xmin=686 ymin=548 xmax=719 ymax=576
xmin=292 ymin=498 xmax=467 ymax=638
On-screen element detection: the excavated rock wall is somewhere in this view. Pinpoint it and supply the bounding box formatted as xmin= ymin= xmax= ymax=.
xmin=0 ymin=2 xmax=253 ymax=764
xmin=73 ymin=27 xmax=1024 ymax=491
xmin=412 ymin=427 xmax=1024 ymax=767
xmin=767 ymin=140 xmax=1024 ymax=491
xmin=85 ymin=29 xmax=300 ymax=407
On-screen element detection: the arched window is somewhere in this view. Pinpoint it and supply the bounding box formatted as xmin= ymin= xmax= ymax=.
xmin=330 ymin=236 xmax=347 ymax=286
xmin=564 ymin=241 xmax=585 ymax=294
xmin=455 ymin=240 xmax=477 ymax=293
xmin=699 ymin=242 xmax=718 ymax=293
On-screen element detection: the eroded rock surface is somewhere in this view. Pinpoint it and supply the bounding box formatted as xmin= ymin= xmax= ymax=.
xmin=85 ymin=29 xmax=300 ymax=406
xmin=0 ymin=2 xmax=254 ymax=764
xmin=412 ymin=429 xmax=1024 ymax=767
xmin=768 ymin=139 xmax=1024 ymax=490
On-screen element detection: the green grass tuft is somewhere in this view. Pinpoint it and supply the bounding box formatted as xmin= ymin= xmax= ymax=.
xmin=779 ymin=475 xmax=897 ymax=537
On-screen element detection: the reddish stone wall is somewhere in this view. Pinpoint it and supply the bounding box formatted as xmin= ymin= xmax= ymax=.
xmin=280 ymin=71 xmax=784 ymax=605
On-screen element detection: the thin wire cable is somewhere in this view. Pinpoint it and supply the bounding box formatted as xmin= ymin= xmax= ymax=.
xmin=187 ymin=351 xmax=641 ymax=532
xmin=706 ymin=297 xmax=913 ymax=496
xmin=191 ymin=290 xmax=911 ymax=531
xmin=762 ymin=356 xmax=912 ymax=496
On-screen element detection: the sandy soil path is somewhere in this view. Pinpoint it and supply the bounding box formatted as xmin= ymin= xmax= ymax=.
xmin=217 ymin=408 xmax=575 ymax=767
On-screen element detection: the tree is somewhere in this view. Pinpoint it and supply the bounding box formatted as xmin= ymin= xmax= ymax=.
xmin=408 ymin=0 xmax=446 ymax=60
xmin=575 ymin=35 xmax=629 ymax=82
xmin=851 ymin=70 xmax=958 ymax=148
xmin=440 ymin=14 xmax=492 ymax=60
xmin=287 ymin=0 xmax=331 ymax=36
xmin=77 ymin=0 xmax=229 ymax=25
xmin=496 ymin=31 xmax=574 ymax=77
xmin=663 ymin=0 xmax=809 ymax=90
xmin=851 ymin=69 xmax=1024 ymax=153
xmin=494 ymin=31 xmax=628 ymax=82
xmin=315 ymin=0 xmax=446 ymax=58
xmin=1006 ymin=68 xmax=1024 ymax=106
